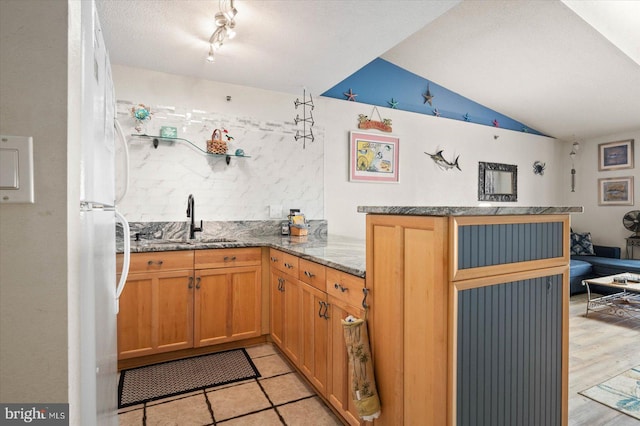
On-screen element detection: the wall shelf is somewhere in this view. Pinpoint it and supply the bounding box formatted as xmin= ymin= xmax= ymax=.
xmin=130 ymin=134 xmax=250 ymax=165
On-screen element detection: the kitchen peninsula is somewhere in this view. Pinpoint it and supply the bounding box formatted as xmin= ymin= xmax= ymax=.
xmin=360 ymin=206 xmax=582 ymax=426
xmin=116 ymin=222 xmax=367 ymax=424
xmin=116 ymin=206 xmax=582 ymax=426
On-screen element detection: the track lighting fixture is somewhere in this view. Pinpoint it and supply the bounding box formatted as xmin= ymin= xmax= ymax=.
xmin=206 ymin=0 xmax=237 ymax=63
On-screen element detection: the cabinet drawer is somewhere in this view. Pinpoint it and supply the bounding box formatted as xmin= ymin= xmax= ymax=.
xmin=299 ymin=258 xmax=326 ymax=291
xmin=123 ymin=251 xmax=194 ymax=272
xmin=195 ymin=248 xmax=261 ymax=268
xmin=326 ymin=268 xmax=365 ymax=308
xmin=268 ymin=249 xmax=299 ymax=276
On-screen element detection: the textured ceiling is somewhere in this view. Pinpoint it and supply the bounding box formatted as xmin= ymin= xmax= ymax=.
xmin=381 ymin=0 xmax=640 ymax=140
xmin=96 ymin=0 xmax=640 ymax=141
xmin=95 ymin=0 xmax=458 ymax=94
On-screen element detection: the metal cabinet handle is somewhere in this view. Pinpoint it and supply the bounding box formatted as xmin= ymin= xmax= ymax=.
xmin=224 ymin=255 xmax=237 ymax=262
xmin=334 ymin=283 xmax=347 ymax=292
xmin=270 ymin=256 xmax=278 ymax=262
xmin=304 ymin=270 xmax=315 ymax=278
xmin=196 ymin=277 xmax=201 ymax=289
xmin=318 ymin=301 xmax=330 ymax=319
xmin=284 ymin=262 xmax=294 ymax=269
xmin=188 ymin=276 xmax=194 ymax=289
xmin=362 ymin=287 xmax=369 ymax=309
xmin=147 ymin=260 xmax=164 ymax=266
xmin=278 ymin=277 xmax=285 ymax=292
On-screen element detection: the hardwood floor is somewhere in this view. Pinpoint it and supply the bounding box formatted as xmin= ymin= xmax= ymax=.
xmin=568 ymin=293 xmax=640 ymax=425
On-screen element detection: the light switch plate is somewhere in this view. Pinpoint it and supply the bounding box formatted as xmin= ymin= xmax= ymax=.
xmin=0 ymin=135 xmax=34 ymax=203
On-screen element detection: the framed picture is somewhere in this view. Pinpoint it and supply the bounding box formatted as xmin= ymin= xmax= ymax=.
xmin=598 ymin=139 xmax=634 ymax=171
xmin=598 ymin=176 xmax=634 ymax=206
xmin=349 ymin=131 xmax=399 ymax=182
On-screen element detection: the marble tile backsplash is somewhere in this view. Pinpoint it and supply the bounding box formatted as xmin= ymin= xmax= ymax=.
xmin=115 ymin=101 xmax=324 ymax=222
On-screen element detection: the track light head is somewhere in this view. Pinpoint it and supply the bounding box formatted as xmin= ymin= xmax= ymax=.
xmin=206 ymin=1 xmax=238 ymax=61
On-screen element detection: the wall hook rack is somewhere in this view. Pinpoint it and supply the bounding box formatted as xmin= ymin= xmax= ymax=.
xmin=294 ymin=89 xmax=314 ymax=148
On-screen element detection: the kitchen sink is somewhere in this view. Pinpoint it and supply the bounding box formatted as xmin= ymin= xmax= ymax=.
xmin=191 ymin=238 xmax=238 ymax=243
xmin=136 ymin=238 xmax=238 ymax=245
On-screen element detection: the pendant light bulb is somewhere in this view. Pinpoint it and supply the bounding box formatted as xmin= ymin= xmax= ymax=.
xmin=214 ymin=12 xmax=226 ymax=27
xmin=206 ymin=45 xmax=215 ymax=62
xmin=207 ymin=0 xmax=237 ymax=63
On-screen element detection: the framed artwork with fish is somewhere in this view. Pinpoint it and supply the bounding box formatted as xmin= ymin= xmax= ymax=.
xmin=350 ymin=131 xmax=399 ymax=183
xmin=598 ymin=176 xmax=634 ymax=206
xmin=598 ymin=139 xmax=634 ymax=171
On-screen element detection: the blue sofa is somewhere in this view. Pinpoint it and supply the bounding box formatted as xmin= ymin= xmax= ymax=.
xmin=570 ymin=245 xmax=640 ymax=295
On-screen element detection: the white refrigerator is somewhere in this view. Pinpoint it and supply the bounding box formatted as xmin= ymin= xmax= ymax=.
xmin=79 ymin=1 xmax=130 ymax=424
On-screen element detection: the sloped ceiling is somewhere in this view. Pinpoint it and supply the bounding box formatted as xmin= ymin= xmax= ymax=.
xmin=96 ymin=0 xmax=640 ymax=141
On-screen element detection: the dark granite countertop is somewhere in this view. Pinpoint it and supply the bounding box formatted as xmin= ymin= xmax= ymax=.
xmin=119 ymin=234 xmax=366 ymax=277
xmin=357 ymin=206 xmax=583 ymax=216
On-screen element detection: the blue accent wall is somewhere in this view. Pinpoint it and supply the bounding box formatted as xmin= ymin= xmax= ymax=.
xmin=322 ymin=58 xmax=546 ymax=136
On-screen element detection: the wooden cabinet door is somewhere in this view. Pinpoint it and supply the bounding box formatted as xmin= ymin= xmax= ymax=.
xmin=229 ymin=266 xmax=262 ymax=341
xmin=118 ymin=273 xmax=153 ymax=359
xmin=366 ymin=214 xmax=448 ymax=426
xmin=327 ymin=296 xmax=365 ymax=426
xmin=282 ymin=272 xmax=302 ymax=365
xmin=117 ymin=269 xmax=194 ymax=359
xmin=270 ymin=269 xmax=285 ymax=348
xmin=270 ymin=268 xmax=301 ymax=363
xmin=194 ymin=265 xmax=261 ymax=347
xmin=156 ymin=271 xmax=195 ymax=354
xmin=299 ymin=282 xmax=329 ymax=395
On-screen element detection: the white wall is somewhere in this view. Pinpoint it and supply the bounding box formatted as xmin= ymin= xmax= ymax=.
xmin=564 ymin=129 xmax=640 ymax=258
xmin=0 ymin=0 xmax=72 ymax=404
xmin=320 ymin=97 xmax=567 ymax=237
xmin=113 ymin=66 xmax=568 ymax=239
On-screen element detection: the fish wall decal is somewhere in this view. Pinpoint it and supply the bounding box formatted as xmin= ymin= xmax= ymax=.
xmin=425 ymin=150 xmax=461 ymax=171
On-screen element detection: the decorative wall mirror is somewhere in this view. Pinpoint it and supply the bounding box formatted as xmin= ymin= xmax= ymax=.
xmin=478 ymin=162 xmax=518 ymax=202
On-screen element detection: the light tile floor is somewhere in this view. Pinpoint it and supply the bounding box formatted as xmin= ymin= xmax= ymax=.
xmin=118 ymin=343 xmax=342 ymax=426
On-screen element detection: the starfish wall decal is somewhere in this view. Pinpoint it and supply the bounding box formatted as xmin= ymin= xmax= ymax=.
xmin=422 ymin=83 xmax=434 ymax=106
xmin=344 ymin=88 xmax=358 ymax=101
xmin=387 ymin=98 xmax=399 ymax=109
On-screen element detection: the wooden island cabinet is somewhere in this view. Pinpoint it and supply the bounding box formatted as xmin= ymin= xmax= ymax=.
xmin=362 ymin=207 xmax=581 ymax=426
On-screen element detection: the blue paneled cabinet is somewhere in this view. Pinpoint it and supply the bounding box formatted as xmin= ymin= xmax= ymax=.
xmin=366 ymin=214 xmax=570 ymax=426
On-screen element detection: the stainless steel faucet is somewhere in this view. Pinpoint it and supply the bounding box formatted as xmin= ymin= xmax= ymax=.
xmin=186 ymin=194 xmax=203 ymax=239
